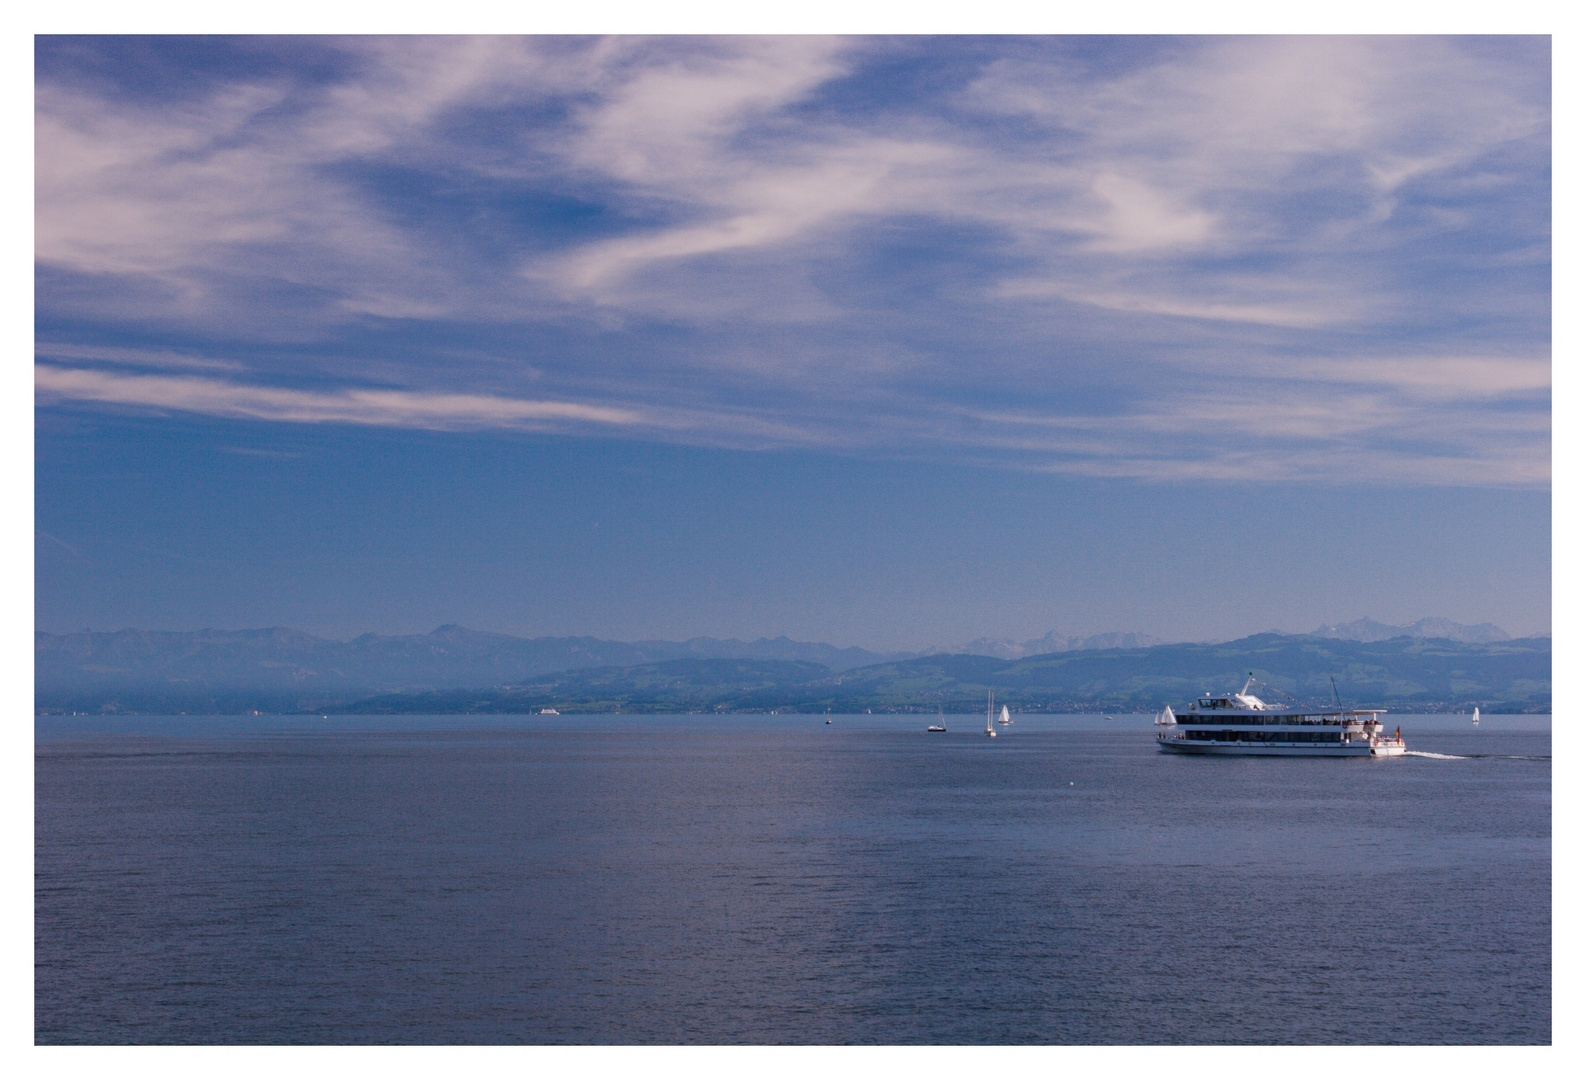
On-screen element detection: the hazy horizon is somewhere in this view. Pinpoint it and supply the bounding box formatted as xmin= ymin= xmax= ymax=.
xmin=33 ymin=613 xmax=1543 ymax=656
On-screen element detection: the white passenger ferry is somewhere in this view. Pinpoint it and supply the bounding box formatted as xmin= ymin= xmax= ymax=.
xmin=1155 ymin=676 xmax=1405 ymax=757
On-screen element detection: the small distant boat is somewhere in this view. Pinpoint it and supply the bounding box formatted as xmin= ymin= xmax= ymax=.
xmin=998 ymin=705 xmax=1011 ymax=726
xmin=985 ymin=691 xmax=997 ymax=738
xmin=1155 ymin=706 xmax=1176 ymax=727
xmin=1104 ymin=715 xmax=1114 ymax=721
xmin=539 ymin=708 xmax=559 ymax=715
xmin=1472 ymin=706 xmax=1480 ymax=726
xmin=928 ymin=705 xmax=947 ymax=732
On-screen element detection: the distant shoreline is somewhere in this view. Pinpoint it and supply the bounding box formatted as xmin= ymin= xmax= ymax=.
xmin=37 ymin=697 xmax=1547 ymax=716
xmin=37 ymin=630 xmax=1551 ymax=719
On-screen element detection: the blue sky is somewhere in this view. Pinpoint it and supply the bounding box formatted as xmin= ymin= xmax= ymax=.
xmin=34 ymin=36 xmax=1551 ymax=647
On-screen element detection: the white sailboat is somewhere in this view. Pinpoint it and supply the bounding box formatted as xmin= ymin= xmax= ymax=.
xmin=1155 ymin=705 xmax=1176 ymax=727
xmin=928 ymin=705 xmax=947 ymax=732
xmin=1472 ymin=706 xmax=1480 ymax=726
xmin=998 ymin=705 xmax=1011 ymax=726
xmin=985 ymin=691 xmax=997 ymax=738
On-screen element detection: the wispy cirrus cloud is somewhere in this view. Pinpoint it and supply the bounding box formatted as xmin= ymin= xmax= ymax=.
xmin=1280 ymin=355 xmax=1552 ymax=399
xmin=32 ymin=362 xmax=866 ymax=452
xmin=992 ymin=279 xmax=1344 ymax=328
xmin=35 ymin=365 xmax=641 ymax=430
xmin=33 ymin=342 xmax=249 ymax=372
xmin=959 ymin=346 xmax=1549 ymax=487
xmin=535 ymin=37 xmax=1544 ymax=311
xmin=34 ymin=36 xmax=1549 ymax=487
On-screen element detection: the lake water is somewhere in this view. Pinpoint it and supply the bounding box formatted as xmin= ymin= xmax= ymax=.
xmin=35 ymin=713 xmax=1550 ymax=1044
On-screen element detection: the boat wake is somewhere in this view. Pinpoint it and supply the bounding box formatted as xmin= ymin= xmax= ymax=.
xmin=1403 ymin=751 xmax=1550 ymax=761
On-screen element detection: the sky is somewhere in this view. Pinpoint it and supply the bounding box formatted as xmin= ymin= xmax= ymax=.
xmin=33 ymin=35 xmax=1551 ymax=648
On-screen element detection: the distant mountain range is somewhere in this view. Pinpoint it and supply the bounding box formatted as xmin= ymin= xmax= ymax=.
xmin=36 ymin=624 xmax=1549 ymax=715
xmin=1309 ymin=617 xmax=1513 ymax=644
xmin=929 ymin=618 xmax=1515 ymax=657
xmin=35 ymin=624 xmax=909 ymax=707
xmin=329 ymin=634 xmax=1551 ymax=716
xmin=935 ymin=630 xmax=1166 ymax=660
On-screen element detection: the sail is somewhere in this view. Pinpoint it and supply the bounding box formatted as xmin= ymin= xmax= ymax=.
xmin=1157 ymin=705 xmax=1176 ymax=726
xmin=999 ymin=705 xmax=1010 ymax=724
xmin=1473 ymin=706 xmax=1480 ymax=725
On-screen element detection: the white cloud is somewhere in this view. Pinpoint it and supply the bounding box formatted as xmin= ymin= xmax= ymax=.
xmin=34 ymin=37 xmax=578 ymax=326
xmin=1282 ymin=355 xmax=1552 ymax=399
xmin=32 ymin=37 xmax=1550 ymax=488
xmin=33 ymin=342 xmax=249 ymax=373
xmin=35 ymin=366 xmax=642 ymax=430
xmin=1082 ymin=172 xmax=1217 ymax=253
xmin=565 ymin=36 xmax=850 ymax=187
xmin=994 ymin=280 xmax=1340 ymax=328
xmin=550 ymin=136 xmax=960 ymax=294
xmin=960 ymin=360 xmax=1549 ymax=487
xmin=527 ymin=36 xmax=1546 ymax=330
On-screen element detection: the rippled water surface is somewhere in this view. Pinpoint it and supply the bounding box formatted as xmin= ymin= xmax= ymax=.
xmin=36 ymin=714 xmax=1550 ymax=1044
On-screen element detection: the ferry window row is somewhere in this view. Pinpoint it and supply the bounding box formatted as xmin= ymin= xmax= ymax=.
xmin=1184 ymin=730 xmax=1343 ymax=742
xmin=1180 ymin=716 xmax=1351 ymax=726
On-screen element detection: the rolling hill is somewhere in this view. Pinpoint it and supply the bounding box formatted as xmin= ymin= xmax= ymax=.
xmin=36 ymin=628 xmax=1549 ymax=716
